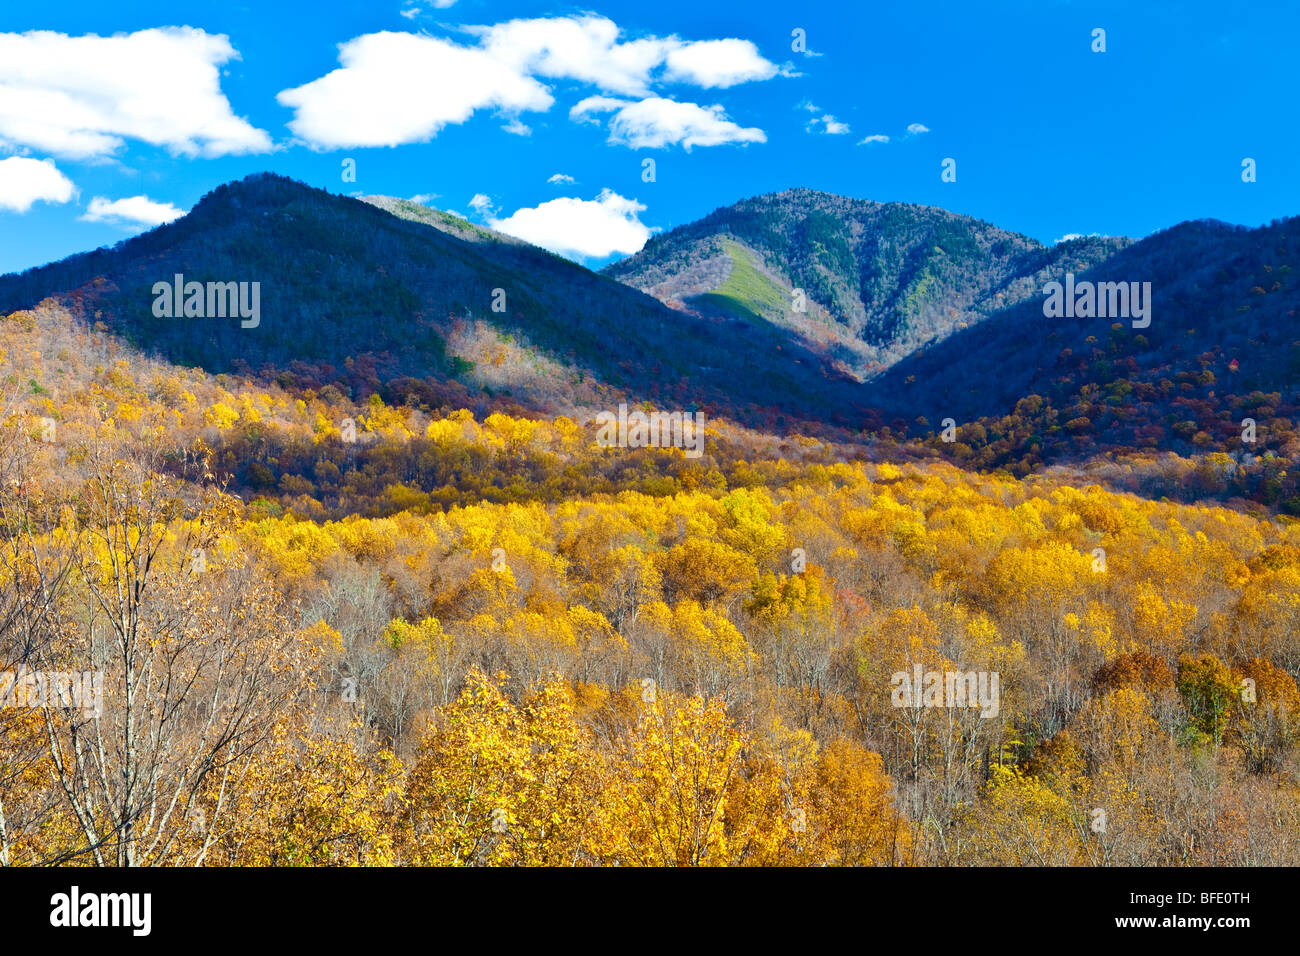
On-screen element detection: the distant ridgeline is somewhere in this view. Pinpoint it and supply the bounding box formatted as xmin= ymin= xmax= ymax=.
xmin=0 ymin=173 xmax=880 ymax=434
xmin=3 ymin=174 xmax=1298 ymax=458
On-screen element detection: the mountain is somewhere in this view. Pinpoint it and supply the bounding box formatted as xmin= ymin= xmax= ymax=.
xmin=6 ymin=174 xmax=1297 ymax=482
xmin=864 ymin=215 xmax=1300 ymax=488
xmin=0 ymin=173 xmax=876 ymax=432
xmin=604 ymin=188 xmax=1130 ymax=378
xmin=359 ymin=195 xmax=524 ymax=246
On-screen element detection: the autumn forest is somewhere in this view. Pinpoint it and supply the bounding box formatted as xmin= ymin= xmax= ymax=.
xmin=3 ymin=257 xmax=1299 ymax=867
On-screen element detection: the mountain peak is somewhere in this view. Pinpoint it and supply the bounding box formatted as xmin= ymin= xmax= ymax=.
xmin=0 ymin=172 xmax=879 ymax=434
xmin=358 ymin=195 xmax=514 ymax=245
xmin=606 ymin=188 xmax=1130 ymax=375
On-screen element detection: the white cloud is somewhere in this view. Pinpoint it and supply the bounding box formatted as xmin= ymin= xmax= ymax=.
xmin=80 ymin=194 xmax=184 ymax=227
xmin=278 ymin=16 xmax=776 ymax=148
xmin=409 ymin=193 xmax=439 ymax=204
xmin=501 ymin=118 xmax=532 ymax=136
xmin=662 ymin=39 xmax=778 ymax=88
xmin=401 ymin=0 xmax=457 ymax=17
xmin=571 ymin=95 xmax=765 ymax=150
xmin=473 ymin=16 xmax=675 ymax=97
xmin=468 ymin=193 xmax=496 ymax=217
xmin=1052 ymin=231 xmax=1101 ymax=245
xmin=0 ymin=156 xmax=75 ymax=212
xmin=547 ymin=173 xmax=576 ymax=185
xmin=806 ymin=112 xmax=849 ymax=135
xmin=800 ymin=102 xmax=848 ymax=135
xmin=278 ymin=32 xmax=553 ymax=149
xmin=488 ymin=188 xmax=651 ymax=260
xmin=856 ymin=124 xmax=926 ymax=145
xmin=471 ymin=17 xmax=777 ymax=96
xmin=0 ymin=28 xmax=271 ymax=159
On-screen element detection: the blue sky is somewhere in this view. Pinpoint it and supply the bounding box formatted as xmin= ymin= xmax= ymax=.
xmin=1 ymin=0 xmax=1296 ymax=274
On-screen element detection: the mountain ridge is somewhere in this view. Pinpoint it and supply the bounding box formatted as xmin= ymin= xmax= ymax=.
xmin=604 ymin=187 xmax=1133 ymax=377
xmin=0 ymin=173 xmax=876 ymax=433
xmin=4 ymin=172 xmax=1297 ymax=474
xmin=865 ymin=212 xmax=1300 ymax=496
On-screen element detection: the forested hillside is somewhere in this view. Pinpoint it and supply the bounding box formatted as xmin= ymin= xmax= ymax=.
xmin=606 ymin=188 xmax=1130 ymax=376
xmin=4 ymin=174 xmax=1300 ymax=868
xmin=0 ymin=174 xmax=875 ymax=434
xmin=872 ymin=215 xmax=1300 ymax=506
xmin=3 ymin=298 xmax=1300 ymax=865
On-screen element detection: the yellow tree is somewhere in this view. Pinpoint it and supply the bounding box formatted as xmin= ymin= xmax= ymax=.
xmin=745 ymin=567 xmax=839 ymax=730
xmin=30 ymin=439 xmax=318 ymax=866
xmin=192 ymin=718 xmax=404 ymax=866
xmin=1231 ymin=657 xmax=1300 ymax=775
xmin=606 ymin=692 xmax=744 ymax=866
xmin=635 ymin=600 xmax=755 ymax=703
xmin=956 ymin=766 xmax=1084 ymax=865
xmin=401 ymin=669 xmax=606 ymax=865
